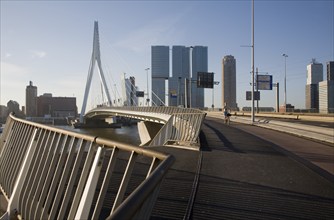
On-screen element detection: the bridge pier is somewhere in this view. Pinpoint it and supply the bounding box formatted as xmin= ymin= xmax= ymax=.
xmin=138 ymin=121 xmax=163 ymax=146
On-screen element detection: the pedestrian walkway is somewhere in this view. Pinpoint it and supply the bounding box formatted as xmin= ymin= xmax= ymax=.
xmin=151 ymin=116 xmax=334 ymax=219
xmin=207 ymin=112 xmax=334 ymax=176
xmin=207 ymin=111 xmax=334 ymax=144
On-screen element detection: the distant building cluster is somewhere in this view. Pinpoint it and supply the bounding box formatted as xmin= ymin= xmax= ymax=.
xmin=305 ymin=60 xmax=334 ymax=113
xmin=26 ymin=81 xmax=77 ymax=118
xmin=0 ymin=81 xmax=77 ymax=124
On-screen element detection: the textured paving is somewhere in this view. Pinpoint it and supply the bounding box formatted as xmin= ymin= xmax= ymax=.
xmin=151 ymin=117 xmax=334 ymax=219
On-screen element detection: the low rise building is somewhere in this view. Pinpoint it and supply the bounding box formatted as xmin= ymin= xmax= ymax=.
xmin=37 ymin=94 xmax=77 ymax=118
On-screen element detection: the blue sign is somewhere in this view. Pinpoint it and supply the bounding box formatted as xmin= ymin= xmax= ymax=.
xmin=257 ymin=75 xmax=273 ymax=90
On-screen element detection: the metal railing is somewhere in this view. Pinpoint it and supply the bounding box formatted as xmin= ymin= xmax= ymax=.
xmin=149 ymin=113 xmax=206 ymax=147
xmin=0 ymin=114 xmax=174 ymax=220
xmin=86 ymin=106 xmax=205 ymax=120
xmin=85 ymin=106 xmax=207 ymax=147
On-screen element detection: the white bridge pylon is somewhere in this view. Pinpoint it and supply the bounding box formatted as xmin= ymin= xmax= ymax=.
xmin=80 ymin=21 xmax=112 ymax=122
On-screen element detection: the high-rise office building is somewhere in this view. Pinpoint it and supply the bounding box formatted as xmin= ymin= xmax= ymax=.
xmin=306 ymin=59 xmax=323 ymax=85
xmin=26 ymin=81 xmax=37 ymax=117
xmin=222 ymin=55 xmax=237 ymax=110
xmin=319 ymin=61 xmax=334 ymax=113
xmin=305 ymin=59 xmax=323 ymax=111
xmin=151 ymin=46 xmax=170 ymax=106
xmin=167 ymin=46 xmax=208 ymax=108
xmin=152 ymin=45 xmax=208 ymax=108
xmin=190 ymin=46 xmax=208 ymax=108
xmin=327 ymin=61 xmax=334 ymax=81
xmin=169 ymin=46 xmax=190 ymax=107
xmin=305 ymin=84 xmax=318 ymax=111
xmin=319 ymin=81 xmax=334 ymax=113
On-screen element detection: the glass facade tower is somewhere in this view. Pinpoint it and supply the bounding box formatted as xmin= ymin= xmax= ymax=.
xmin=168 ymin=46 xmax=207 ymax=108
xmin=151 ymin=45 xmax=208 ymax=108
xmin=151 ymin=46 xmax=169 ymax=106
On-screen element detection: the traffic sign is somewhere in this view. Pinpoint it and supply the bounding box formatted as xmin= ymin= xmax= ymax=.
xmin=257 ymin=75 xmax=273 ymax=90
xmin=246 ymin=91 xmax=260 ymax=100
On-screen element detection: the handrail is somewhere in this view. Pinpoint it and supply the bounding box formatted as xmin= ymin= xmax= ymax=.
xmin=86 ymin=106 xmax=205 ymax=119
xmin=85 ymin=106 xmax=207 ymax=147
xmin=0 ymin=114 xmax=174 ymax=219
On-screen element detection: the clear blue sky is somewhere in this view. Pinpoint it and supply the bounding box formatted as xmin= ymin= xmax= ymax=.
xmin=1 ymin=0 xmax=333 ymax=111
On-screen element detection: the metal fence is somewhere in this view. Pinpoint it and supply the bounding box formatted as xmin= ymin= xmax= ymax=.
xmin=149 ymin=113 xmax=206 ymax=147
xmin=0 ymin=114 xmax=174 ymax=220
xmin=85 ymin=106 xmax=207 ymax=147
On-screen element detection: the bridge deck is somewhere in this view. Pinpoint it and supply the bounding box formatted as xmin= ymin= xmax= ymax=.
xmin=149 ymin=117 xmax=334 ymax=219
xmin=1 ymin=114 xmax=333 ymax=219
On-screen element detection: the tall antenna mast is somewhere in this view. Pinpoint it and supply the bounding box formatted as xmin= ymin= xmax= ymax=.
xmin=80 ymin=21 xmax=112 ymax=122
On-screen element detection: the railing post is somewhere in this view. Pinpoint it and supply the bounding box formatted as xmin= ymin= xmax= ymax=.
xmin=7 ymin=128 xmax=38 ymax=218
xmin=75 ymin=146 xmax=104 ymax=219
xmin=111 ymin=151 xmax=138 ymax=213
xmin=91 ymin=147 xmax=119 ymax=220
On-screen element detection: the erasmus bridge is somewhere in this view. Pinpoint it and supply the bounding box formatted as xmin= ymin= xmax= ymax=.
xmin=0 ymin=22 xmax=333 ymax=219
xmin=76 ymin=21 xmax=206 ymax=148
xmin=0 ymin=21 xmax=207 ymax=219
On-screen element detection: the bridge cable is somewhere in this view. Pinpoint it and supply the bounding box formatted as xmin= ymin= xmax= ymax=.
xmin=151 ymin=90 xmax=166 ymax=106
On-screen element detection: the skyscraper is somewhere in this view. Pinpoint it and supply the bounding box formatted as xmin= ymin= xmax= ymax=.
xmin=319 ymin=61 xmax=334 ymax=113
xmin=327 ymin=61 xmax=334 ymax=81
xmin=306 ymin=59 xmax=323 ymax=85
xmin=169 ymin=46 xmax=190 ymax=107
xmin=191 ymin=46 xmax=208 ymax=108
xmin=319 ymin=81 xmax=334 ymax=113
xmin=151 ymin=46 xmax=169 ymax=106
xmin=26 ymin=81 xmax=37 ymax=117
xmin=152 ymin=45 xmax=208 ymax=108
xmin=167 ymin=46 xmax=208 ymax=108
xmin=305 ymin=84 xmax=318 ymax=111
xmin=305 ymin=59 xmax=323 ymax=111
xmin=222 ymin=55 xmax=237 ymax=110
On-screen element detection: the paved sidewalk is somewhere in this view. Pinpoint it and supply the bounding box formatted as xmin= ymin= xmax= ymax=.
xmin=207 ymin=112 xmax=334 ymax=144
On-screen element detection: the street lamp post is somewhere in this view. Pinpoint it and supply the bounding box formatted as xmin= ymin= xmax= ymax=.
xmin=282 ymin=54 xmax=288 ymax=111
xmin=251 ymin=0 xmax=255 ymax=123
xmin=145 ymin=68 xmax=150 ymax=106
xmin=273 ymin=82 xmax=279 ymax=112
xmin=189 ymin=46 xmax=193 ymax=108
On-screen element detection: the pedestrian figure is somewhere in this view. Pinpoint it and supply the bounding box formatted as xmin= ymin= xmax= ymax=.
xmin=223 ymin=107 xmax=231 ymax=125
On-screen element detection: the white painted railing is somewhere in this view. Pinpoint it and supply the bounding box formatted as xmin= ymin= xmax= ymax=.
xmin=0 ymin=114 xmax=174 ymax=220
xmin=85 ymin=106 xmax=207 ymax=147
